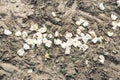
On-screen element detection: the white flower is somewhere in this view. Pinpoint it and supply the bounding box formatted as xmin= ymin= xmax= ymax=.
xmin=45 ymin=40 xmax=52 ymax=47
xmin=80 ymin=44 xmax=88 ymax=52
xmin=54 ymin=39 xmax=62 ymax=45
xmin=52 ymin=12 xmax=57 ymax=17
xmin=111 ymin=14 xmax=118 ymax=20
xmin=15 ymin=31 xmax=21 ymax=36
xmin=22 ymin=31 xmax=28 ymax=38
xmin=30 ymin=24 xmax=38 ymax=31
xmin=65 ymin=47 xmax=71 ymax=54
xmin=23 ymin=43 xmax=30 ymax=50
xmin=17 ymin=48 xmax=25 ymax=56
xmin=99 ymin=3 xmax=105 ymax=10
xmin=107 ymin=32 xmax=114 ymax=36
xmin=38 ymin=27 xmax=47 ymax=33
xmin=4 ymin=29 xmax=12 ymax=35
xmin=65 ymin=32 xmax=73 ymax=39
xmin=98 ymin=55 xmax=105 ymax=64
xmin=55 ymin=31 xmax=59 ymax=37
xmin=83 ymin=21 xmax=89 ymax=27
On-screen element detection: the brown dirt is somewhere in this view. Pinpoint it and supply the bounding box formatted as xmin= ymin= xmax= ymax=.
xmin=0 ymin=0 xmax=120 ymax=80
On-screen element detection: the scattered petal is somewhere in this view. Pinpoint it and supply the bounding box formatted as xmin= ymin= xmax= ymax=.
xmin=92 ymin=37 xmax=100 ymax=43
xmin=55 ymin=31 xmax=59 ymax=37
xmin=65 ymin=32 xmax=73 ymax=39
xmin=23 ymin=43 xmax=30 ymax=50
xmin=83 ymin=21 xmax=89 ymax=27
xmin=17 ymin=48 xmax=25 ymax=56
xmin=111 ymin=14 xmax=118 ymax=20
xmin=45 ymin=40 xmax=52 ymax=47
xmin=99 ymin=3 xmax=105 ymax=10
xmin=38 ymin=27 xmax=47 ymax=33
xmin=107 ymin=32 xmax=114 ymax=37
xmin=4 ymin=29 xmax=12 ymax=35
xmin=30 ymin=24 xmax=38 ymax=31
xmin=80 ymin=44 xmax=88 ymax=52
xmin=52 ymin=12 xmax=57 ymax=17
xmin=15 ymin=31 xmax=21 ymax=36
xmin=54 ymin=39 xmax=62 ymax=45
xmin=98 ymin=55 xmax=105 ymax=64
xmin=65 ymin=47 xmax=71 ymax=54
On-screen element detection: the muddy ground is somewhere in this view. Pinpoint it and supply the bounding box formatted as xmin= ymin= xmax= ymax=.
xmin=0 ymin=0 xmax=120 ymax=80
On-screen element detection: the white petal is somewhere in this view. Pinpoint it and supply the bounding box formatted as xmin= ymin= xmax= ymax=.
xmin=48 ymin=34 xmax=53 ymax=38
xmin=22 ymin=31 xmax=28 ymax=38
xmin=99 ymin=3 xmax=105 ymax=10
xmin=117 ymin=0 xmax=120 ymax=6
xmin=17 ymin=48 xmax=25 ymax=56
xmin=52 ymin=12 xmax=57 ymax=17
xmin=38 ymin=27 xmax=47 ymax=33
xmin=61 ymin=42 xmax=67 ymax=49
xmin=54 ymin=39 xmax=62 ymax=45
xmin=23 ymin=44 xmax=30 ymax=50
xmin=65 ymin=32 xmax=73 ymax=39
xmin=15 ymin=31 xmax=21 ymax=36
xmin=107 ymin=32 xmax=114 ymax=36
xmin=80 ymin=44 xmax=88 ymax=52
xmin=65 ymin=47 xmax=71 ymax=54
xmin=45 ymin=40 xmax=52 ymax=47
xmin=4 ymin=29 xmax=12 ymax=35
xmin=98 ymin=55 xmax=105 ymax=64
xmin=55 ymin=31 xmax=59 ymax=37
xmin=111 ymin=14 xmax=118 ymax=20
xmin=30 ymin=24 xmax=38 ymax=31
xmin=83 ymin=21 xmax=89 ymax=27
xmin=92 ymin=37 xmax=100 ymax=43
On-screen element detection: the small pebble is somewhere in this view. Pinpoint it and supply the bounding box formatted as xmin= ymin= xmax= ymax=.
xmin=4 ymin=29 xmax=12 ymax=35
